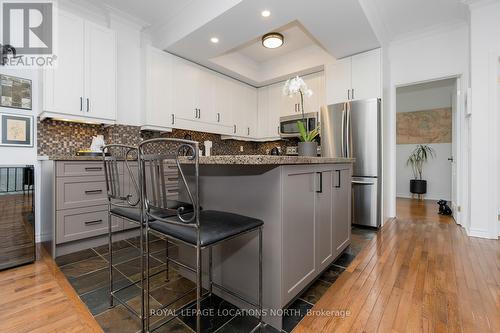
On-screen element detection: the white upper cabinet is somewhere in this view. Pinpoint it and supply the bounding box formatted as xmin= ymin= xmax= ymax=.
xmin=325 ymin=48 xmax=381 ymax=105
xmin=195 ymin=68 xmax=215 ymax=124
xmin=351 ymin=49 xmax=381 ymax=101
xmin=213 ymin=74 xmax=235 ymax=129
xmin=303 ymin=72 xmax=326 ymax=115
xmin=325 ymin=58 xmax=351 ymax=105
xmin=43 ymin=11 xmax=85 ymax=118
xmin=84 ymin=22 xmax=117 ymax=121
xmin=231 ymin=83 xmax=257 ymax=138
xmin=172 ymin=57 xmax=198 ymax=121
xmin=42 ymin=11 xmax=116 ymax=123
xmin=143 ymin=46 xmax=173 ymax=130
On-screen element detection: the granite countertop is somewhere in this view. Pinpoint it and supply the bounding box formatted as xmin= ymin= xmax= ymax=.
xmin=39 ymin=154 xmax=355 ymax=165
xmin=185 ymin=155 xmax=355 ymax=165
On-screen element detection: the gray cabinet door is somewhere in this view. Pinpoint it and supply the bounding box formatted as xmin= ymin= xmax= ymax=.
xmin=282 ymin=166 xmax=316 ymax=305
xmin=333 ymin=166 xmax=352 ymax=255
xmin=315 ymin=169 xmax=334 ymax=272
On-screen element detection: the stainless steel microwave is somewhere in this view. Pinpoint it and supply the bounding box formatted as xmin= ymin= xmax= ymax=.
xmin=279 ymin=112 xmax=319 ymax=138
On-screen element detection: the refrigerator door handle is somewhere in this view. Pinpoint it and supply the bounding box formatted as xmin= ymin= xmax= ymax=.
xmin=341 ymin=103 xmax=346 ymax=158
xmin=346 ymin=101 xmax=351 ymax=158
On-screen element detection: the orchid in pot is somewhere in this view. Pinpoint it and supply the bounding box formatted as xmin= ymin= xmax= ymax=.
xmin=283 ymin=76 xmax=319 ymax=156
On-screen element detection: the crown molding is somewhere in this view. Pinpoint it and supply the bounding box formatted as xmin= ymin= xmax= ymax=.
xmin=462 ymin=0 xmax=499 ymax=9
xmin=390 ymin=19 xmax=468 ymax=46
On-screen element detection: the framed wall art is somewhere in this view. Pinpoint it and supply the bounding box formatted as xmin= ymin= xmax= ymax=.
xmin=0 ymin=113 xmax=33 ymax=147
xmin=0 ymin=74 xmax=32 ymax=110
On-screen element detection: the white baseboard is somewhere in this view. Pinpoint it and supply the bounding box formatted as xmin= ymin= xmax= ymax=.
xmin=396 ymin=194 xmax=450 ymax=201
xmin=468 ymin=227 xmax=496 ymax=239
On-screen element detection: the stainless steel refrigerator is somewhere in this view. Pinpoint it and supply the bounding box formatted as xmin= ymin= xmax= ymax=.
xmin=321 ymin=98 xmax=381 ymax=227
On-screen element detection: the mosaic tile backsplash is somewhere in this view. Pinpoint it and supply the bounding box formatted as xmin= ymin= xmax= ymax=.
xmin=37 ymin=118 xmax=298 ymax=156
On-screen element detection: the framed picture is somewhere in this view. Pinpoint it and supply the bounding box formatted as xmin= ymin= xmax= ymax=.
xmin=0 ymin=113 xmax=33 ymax=147
xmin=0 ymin=74 xmax=32 ymax=110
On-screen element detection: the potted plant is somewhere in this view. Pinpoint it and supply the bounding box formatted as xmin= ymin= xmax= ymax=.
xmin=406 ymin=144 xmax=435 ymax=196
xmin=283 ymin=76 xmax=319 ymax=156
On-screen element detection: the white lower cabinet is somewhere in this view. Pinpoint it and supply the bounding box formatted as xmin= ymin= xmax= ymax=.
xmin=282 ymin=164 xmax=352 ymax=305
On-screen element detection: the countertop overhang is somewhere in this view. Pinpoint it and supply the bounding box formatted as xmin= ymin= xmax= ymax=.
xmin=186 ymin=155 xmax=354 ymax=165
xmin=38 ymin=155 xmax=354 ymax=165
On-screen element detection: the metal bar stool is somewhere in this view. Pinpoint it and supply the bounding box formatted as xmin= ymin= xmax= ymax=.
xmin=138 ymin=138 xmax=264 ymax=333
xmin=103 ymin=144 xmax=196 ymax=332
xmin=102 ymin=144 xmax=146 ymax=328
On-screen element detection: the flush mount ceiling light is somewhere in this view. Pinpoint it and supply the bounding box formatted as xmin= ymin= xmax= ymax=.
xmin=262 ymin=32 xmax=283 ymax=49
xmin=261 ymin=10 xmax=271 ymax=17
xmin=210 ymin=37 xmax=219 ymax=43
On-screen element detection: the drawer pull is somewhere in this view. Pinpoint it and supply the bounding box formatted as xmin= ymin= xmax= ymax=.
xmin=85 ymin=167 xmax=103 ymax=171
xmin=84 ymin=219 xmax=103 ymax=226
xmin=85 ymin=189 xmax=103 ymax=194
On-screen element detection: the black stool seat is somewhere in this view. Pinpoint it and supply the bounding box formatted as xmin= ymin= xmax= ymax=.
xmin=111 ymin=200 xmax=194 ymax=222
xmin=149 ymin=210 xmax=263 ymax=247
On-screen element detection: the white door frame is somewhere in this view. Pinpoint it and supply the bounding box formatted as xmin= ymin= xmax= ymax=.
xmin=391 ymin=74 xmax=467 ymax=225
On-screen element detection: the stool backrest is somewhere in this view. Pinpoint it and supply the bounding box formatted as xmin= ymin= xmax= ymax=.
xmin=138 ymin=138 xmax=199 ymax=226
xmin=102 ymin=144 xmax=140 ymax=208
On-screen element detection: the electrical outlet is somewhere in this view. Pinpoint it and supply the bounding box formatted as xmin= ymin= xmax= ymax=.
xmin=240 ymin=146 xmax=244 ymax=152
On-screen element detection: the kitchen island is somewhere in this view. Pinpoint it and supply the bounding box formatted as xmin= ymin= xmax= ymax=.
xmin=176 ymin=155 xmax=354 ymax=330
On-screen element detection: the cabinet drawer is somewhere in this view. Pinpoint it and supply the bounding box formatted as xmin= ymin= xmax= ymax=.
xmin=56 ymin=161 xmax=123 ymax=177
xmin=56 ymin=205 xmax=122 ymax=244
xmin=56 ymin=176 xmax=108 ymax=210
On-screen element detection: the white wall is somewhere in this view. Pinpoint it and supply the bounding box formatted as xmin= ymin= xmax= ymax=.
xmin=385 ymin=24 xmax=469 ymax=226
xmin=396 ymin=79 xmax=455 ymax=201
xmin=396 ymin=144 xmax=452 ymax=200
xmin=468 ymin=0 xmax=500 ymax=239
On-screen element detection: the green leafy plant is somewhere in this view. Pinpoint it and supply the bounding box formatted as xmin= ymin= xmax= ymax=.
xmin=406 ymin=144 xmax=435 ymax=180
xmin=297 ymin=120 xmax=319 ymax=142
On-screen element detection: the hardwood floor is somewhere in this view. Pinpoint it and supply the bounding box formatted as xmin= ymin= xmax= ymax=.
xmin=294 ymin=198 xmax=500 ymax=333
xmin=0 ymin=245 xmax=103 ymax=333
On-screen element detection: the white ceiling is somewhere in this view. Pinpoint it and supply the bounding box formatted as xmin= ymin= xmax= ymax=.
xmin=163 ymin=0 xmax=379 ymax=85
xmin=365 ymin=0 xmax=468 ymax=41
xmin=95 ymin=0 xmax=470 ymax=85
xmin=98 ymin=0 xmax=194 ymax=27
xmin=235 ymin=22 xmax=316 ymax=63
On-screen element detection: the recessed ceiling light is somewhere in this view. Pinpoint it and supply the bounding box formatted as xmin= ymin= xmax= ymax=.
xmin=262 ymin=32 xmax=284 ymax=49
xmin=210 ymin=37 xmax=219 ymax=43
xmin=261 ymin=10 xmax=271 ymax=17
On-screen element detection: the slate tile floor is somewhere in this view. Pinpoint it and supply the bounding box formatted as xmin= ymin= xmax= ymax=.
xmin=56 ymin=226 xmax=376 ymax=333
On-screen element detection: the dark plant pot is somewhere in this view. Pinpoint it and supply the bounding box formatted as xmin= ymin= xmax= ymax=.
xmin=298 ymin=142 xmax=318 ymax=157
xmin=410 ymin=179 xmax=427 ymax=194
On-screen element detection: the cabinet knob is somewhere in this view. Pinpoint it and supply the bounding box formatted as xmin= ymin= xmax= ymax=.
xmin=171 ymin=114 xmax=175 ymax=125
xmin=86 ymin=98 xmax=90 ymax=112
xmin=80 ymin=97 xmax=83 ymax=111
xmin=233 ymin=125 xmax=237 ymax=134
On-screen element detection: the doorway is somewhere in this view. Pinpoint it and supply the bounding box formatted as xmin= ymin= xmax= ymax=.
xmin=395 ymin=78 xmax=458 ymax=220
